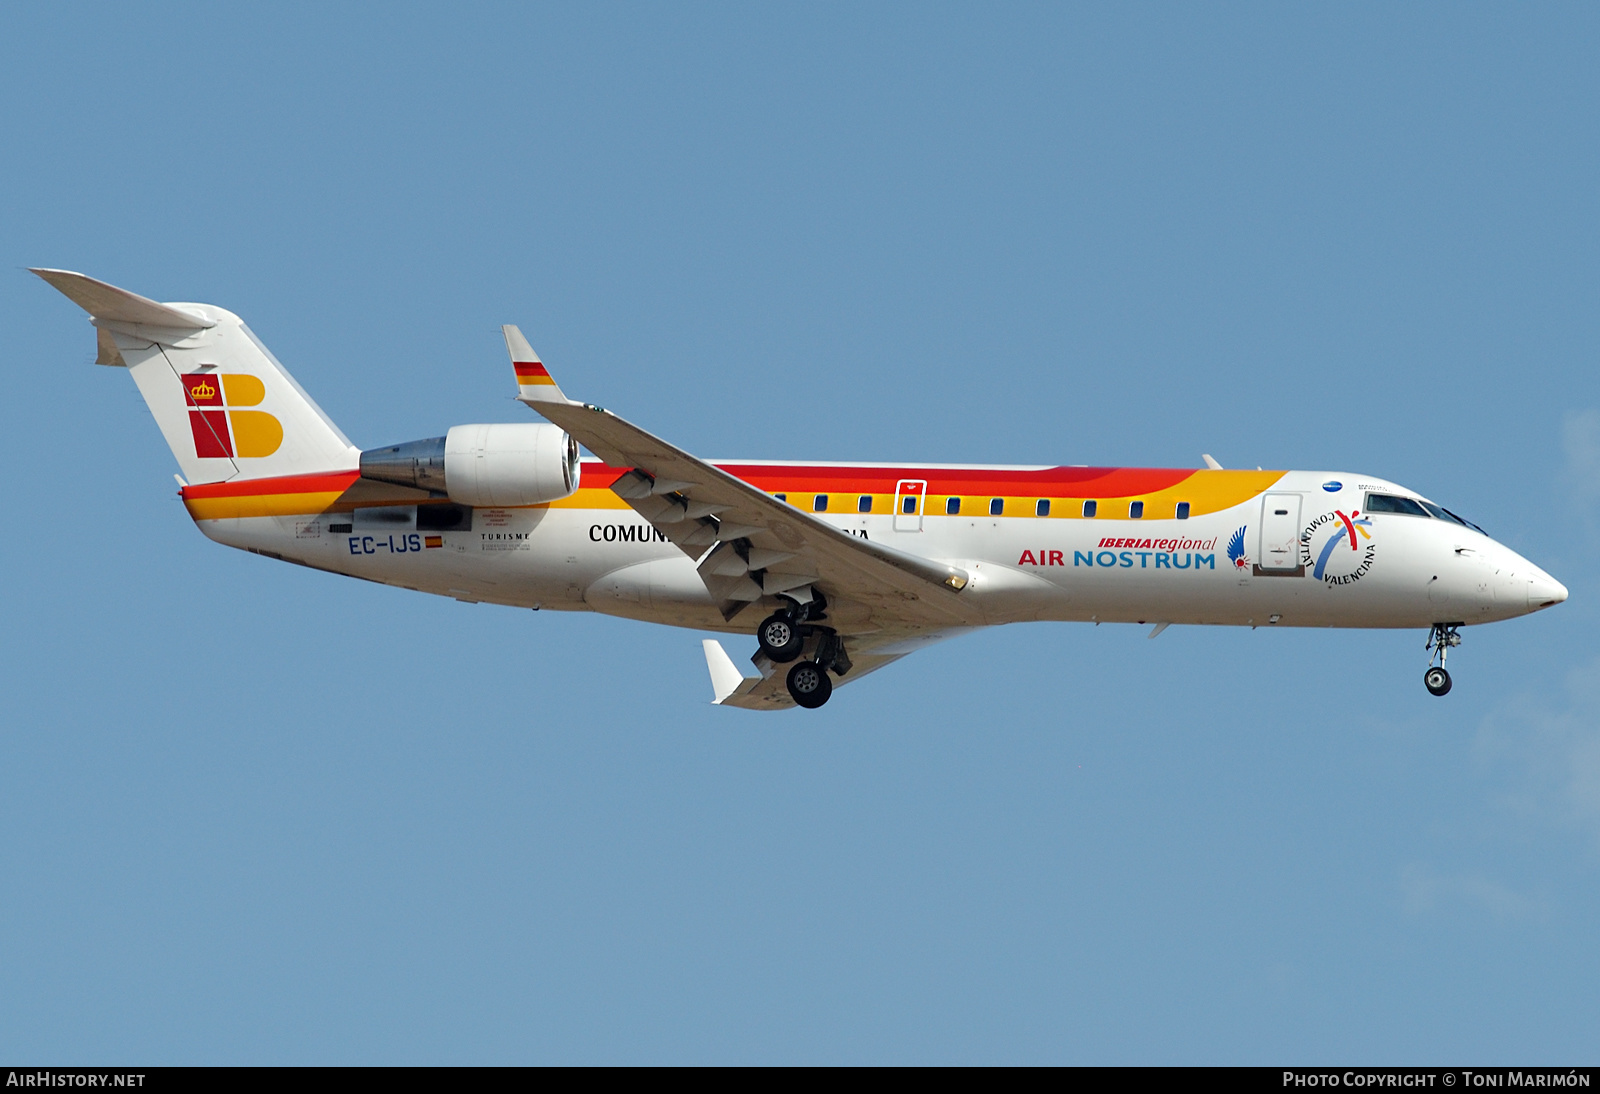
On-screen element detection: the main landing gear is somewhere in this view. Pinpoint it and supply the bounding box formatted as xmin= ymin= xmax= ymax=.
xmin=786 ymin=661 xmax=833 ymax=709
xmin=1424 ymin=623 xmax=1462 ymax=697
xmin=757 ymin=612 xmax=805 ymax=663
xmin=757 ymin=601 xmax=850 ymax=709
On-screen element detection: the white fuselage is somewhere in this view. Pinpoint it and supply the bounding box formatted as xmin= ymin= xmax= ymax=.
xmin=193 ymin=466 xmax=1563 ymax=637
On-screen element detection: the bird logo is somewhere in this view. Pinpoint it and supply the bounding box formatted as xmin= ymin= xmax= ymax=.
xmin=1227 ymin=525 xmax=1249 ymax=570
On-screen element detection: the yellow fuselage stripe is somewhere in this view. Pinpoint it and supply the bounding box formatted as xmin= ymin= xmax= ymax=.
xmin=186 ymin=470 xmax=1285 ymax=522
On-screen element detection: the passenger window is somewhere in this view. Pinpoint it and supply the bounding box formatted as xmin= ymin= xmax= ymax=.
xmin=946 ymin=497 xmax=961 ymax=515
xmin=1365 ymin=493 xmax=1429 ymax=518
xmin=1082 ymin=500 xmax=1097 ymax=518
xmin=774 ymin=493 xmax=786 ymax=502
xmin=858 ymin=495 xmax=872 ymax=513
xmin=989 ymin=498 xmax=1003 ymax=516
xmin=902 ymin=495 xmax=917 ymax=514
xmin=1175 ymin=502 xmax=1190 ymax=520
xmin=1035 ymin=499 xmax=1050 ymax=517
xmin=814 ymin=495 xmax=828 ymax=512
xmin=1129 ymin=501 xmax=1144 ymax=519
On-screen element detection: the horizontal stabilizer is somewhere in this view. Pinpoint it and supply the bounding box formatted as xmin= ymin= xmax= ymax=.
xmin=31 ymin=268 xmax=215 ymax=330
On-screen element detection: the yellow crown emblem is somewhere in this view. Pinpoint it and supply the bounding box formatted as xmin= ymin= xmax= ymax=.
xmin=190 ymin=379 xmax=216 ymax=400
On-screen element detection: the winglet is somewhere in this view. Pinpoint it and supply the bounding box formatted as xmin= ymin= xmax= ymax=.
xmin=1201 ymin=454 xmax=1223 ymax=470
xmin=702 ymin=639 xmax=761 ymax=706
xmin=503 ymin=324 xmax=570 ymax=404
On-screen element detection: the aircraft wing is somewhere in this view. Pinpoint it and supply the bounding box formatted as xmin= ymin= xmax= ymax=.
xmin=504 ymin=326 xmax=978 ymax=632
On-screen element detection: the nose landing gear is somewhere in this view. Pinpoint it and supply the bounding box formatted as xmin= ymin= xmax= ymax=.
xmin=1424 ymin=666 xmax=1451 ymax=696
xmin=1424 ymin=623 xmax=1462 ymax=697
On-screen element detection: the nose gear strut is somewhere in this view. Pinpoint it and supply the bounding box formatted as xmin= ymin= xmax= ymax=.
xmin=1424 ymin=623 xmax=1462 ymax=696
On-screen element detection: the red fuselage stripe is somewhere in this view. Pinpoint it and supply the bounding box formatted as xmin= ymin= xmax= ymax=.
xmin=585 ymin=462 xmax=1195 ymax=498
xmin=179 ymin=464 xmax=1212 ymax=502
xmin=182 ymin=470 xmax=362 ymax=499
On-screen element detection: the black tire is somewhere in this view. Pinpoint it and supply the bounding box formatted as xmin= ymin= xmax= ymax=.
xmin=1424 ymin=666 xmax=1452 ymax=697
xmin=757 ymin=612 xmax=804 ymax=663
xmin=786 ymin=661 xmax=833 ymax=709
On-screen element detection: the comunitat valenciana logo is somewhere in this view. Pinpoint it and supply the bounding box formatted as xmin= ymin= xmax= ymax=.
xmin=183 ymin=372 xmax=282 ymax=458
xmin=1301 ymin=509 xmax=1376 ymax=585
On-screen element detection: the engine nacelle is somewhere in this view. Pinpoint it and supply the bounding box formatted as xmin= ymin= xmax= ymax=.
xmin=359 ymin=423 xmax=580 ymax=507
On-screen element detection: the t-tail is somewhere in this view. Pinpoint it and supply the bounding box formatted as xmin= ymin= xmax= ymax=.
xmin=32 ymin=269 xmax=359 ymax=485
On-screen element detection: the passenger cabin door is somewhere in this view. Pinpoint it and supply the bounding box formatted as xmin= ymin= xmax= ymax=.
xmin=1258 ymin=494 xmax=1303 ymax=572
xmin=894 ymin=479 xmax=927 ymax=532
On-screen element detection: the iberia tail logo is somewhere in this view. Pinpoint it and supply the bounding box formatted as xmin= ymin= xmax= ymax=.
xmin=182 ymin=373 xmax=282 ymax=458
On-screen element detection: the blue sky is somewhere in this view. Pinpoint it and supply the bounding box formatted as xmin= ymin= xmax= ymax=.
xmin=2 ymin=4 xmax=1598 ymax=1063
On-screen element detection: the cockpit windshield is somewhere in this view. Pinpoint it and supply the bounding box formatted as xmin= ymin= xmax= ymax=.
xmin=1365 ymin=493 xmax=1428 ymax=517
xmin=1365 ymin=493 xmax=1485 ymax=535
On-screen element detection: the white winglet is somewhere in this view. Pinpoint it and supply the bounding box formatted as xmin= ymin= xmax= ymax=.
xmin=503 ymin=324 xmax=571 ymax=404
xmin=1201 ymin=454 xmax=1223 ymax=470
xmin=702 ymin=639 xmax=761 ymax=705
xmin=1148 ymin=622 xmax=1171 ymax=639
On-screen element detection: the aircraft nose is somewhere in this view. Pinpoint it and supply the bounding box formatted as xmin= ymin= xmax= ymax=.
xmin=1529 ymin=573 xmax=1568 ymax=610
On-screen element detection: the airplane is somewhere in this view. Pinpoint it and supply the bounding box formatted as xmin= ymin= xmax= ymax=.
xmin=33 ymin=268 xmax=1569 ymax=710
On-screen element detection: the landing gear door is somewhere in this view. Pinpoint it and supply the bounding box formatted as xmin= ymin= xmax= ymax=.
xmin=894 ymin=479 xmax=927 ymax=532
xmin=1258 ymin=494 xmax=1302 ymax=572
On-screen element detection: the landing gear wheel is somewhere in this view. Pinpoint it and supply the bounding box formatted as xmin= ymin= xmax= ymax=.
xmin=1424 ymin=666 xmax=1452 ymax=697
xmin=786 ymin=661 xmax=833 ymax=709
xmin=757 ymin=613 xmax=805 ymax=663
xmin=1424 ymin=623 xmax=1462 ymax=697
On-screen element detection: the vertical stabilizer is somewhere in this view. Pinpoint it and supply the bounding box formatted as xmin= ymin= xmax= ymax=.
xmin=33 ymin=269 xmax=359 ymax=485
